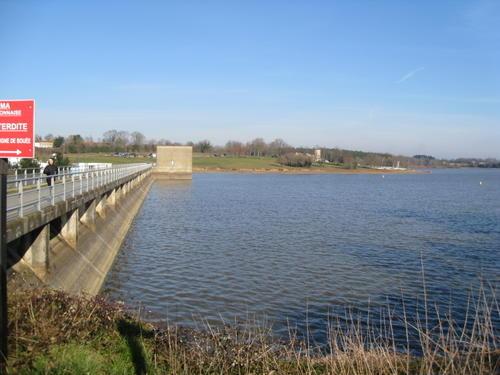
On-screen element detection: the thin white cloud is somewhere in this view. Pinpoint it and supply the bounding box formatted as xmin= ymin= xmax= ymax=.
xmin=403 ymin=94 xmax=500 ymax=104
xmin=396 ymin=67 xmax=425 ymax=83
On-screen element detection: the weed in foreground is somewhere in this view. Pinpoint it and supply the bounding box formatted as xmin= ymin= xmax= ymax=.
xmin=6 ymin=283 xmax=499 ymax=374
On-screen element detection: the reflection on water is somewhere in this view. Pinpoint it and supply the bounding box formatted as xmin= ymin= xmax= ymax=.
xmin=104 ymin=169 xmax=500 ymax=346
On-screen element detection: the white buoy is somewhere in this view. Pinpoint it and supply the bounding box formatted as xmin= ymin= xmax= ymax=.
xmin=382 ymin=175 xmax=385 ymax=178
xmin=480 ymin=181 xmax=483 ymax=185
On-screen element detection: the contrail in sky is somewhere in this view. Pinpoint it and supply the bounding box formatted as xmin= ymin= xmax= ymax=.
xmin=396 ymin=67 xmax=425 ymax=83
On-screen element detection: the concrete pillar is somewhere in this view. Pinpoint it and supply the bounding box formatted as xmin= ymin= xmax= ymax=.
xmin=108 ymin=188 xmax=117 ymax=207
xmin=115 ymin=186 xmax=122 ymax=202
xmin=96 ymin=195 xmax=107 ymax=218
xmin=23 ymin=225 xmax=50 ymax=269
xmin=60 ymin=209 xmax=79 ymax=249
xmin=80 ymin=199 xmax=96 ymax=230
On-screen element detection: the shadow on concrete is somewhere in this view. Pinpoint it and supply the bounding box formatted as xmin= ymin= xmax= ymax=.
xmin=6 ymin=227 xmax=44 ymax=268
xmin=6 ymin=216 xmax=64 ymax=269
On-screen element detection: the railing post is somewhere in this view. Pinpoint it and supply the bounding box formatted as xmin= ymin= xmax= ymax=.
xmin=18 ymin=183 xmax=23 ymax=217
xmin=86 ymin=172 xmax=89 ymax=192
xmin=51 ymin=177 xmax=55 ymax=205
xmin=62 ymin=175 xmax=66 ymax=201
xmin=72 ymin=175 xmax=75 ymax=198
xmin=37 ymin=179 xmax=41 ymax=211
xmin=24 ymin=169 xmax=27 ymax=186
xmin=80 ymin=173 xmax=83 ymax=195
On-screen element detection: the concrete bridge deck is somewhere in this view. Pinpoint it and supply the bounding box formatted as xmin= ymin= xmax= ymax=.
xmin=7 ymin=164 xmax=151 ymax=242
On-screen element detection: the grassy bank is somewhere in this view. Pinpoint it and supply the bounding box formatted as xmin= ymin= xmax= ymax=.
xmin=6 ymin=288 xmax=498 ymax=374
xmin=66 ymin=153 xmax=416 ymax=174
xmin=66 ymin=153 xmax=152 ymax=165
xmin=193 ymin=154 xmax=279 ymax=170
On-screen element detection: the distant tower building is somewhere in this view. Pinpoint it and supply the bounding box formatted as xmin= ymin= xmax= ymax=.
xmin=314 ymin=149 xmax=321 ymax=162
xmin=154 ymin=146 xmax=192 ymax=179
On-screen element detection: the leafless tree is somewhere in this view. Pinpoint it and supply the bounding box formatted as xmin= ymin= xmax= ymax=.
xmin=225 ymin=141 xmax=245 ymax=156
xmin=248 ymin=138 xmax=267 ymax=157
xmin=103 ymin=129 xmax=119 ymax=144
xmin=268 ymin=138 xmax=290 ymax=156
xmin=131 ymin=131 xmax=146 ymax=151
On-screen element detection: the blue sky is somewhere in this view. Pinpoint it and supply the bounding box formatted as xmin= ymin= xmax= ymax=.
xmin=1 ymin=0 xmax=499 ymax=158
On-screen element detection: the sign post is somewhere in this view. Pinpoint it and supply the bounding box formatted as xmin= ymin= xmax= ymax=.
xmin=0 ymin=99 xmax=35 ymax=371
xmin=0 ymin=158 xmax=7 ymax=373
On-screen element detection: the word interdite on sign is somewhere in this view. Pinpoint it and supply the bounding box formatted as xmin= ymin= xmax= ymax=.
xmin=0 ymin=100 xmax=35 ymax=158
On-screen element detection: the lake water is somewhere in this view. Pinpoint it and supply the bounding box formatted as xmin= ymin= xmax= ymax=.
xmin=103 ymin=169 xmax=499 ymax=347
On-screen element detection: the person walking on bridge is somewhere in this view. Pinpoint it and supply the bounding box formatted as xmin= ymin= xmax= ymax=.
xmin=43 ymin=158 xmax=57 ymax=186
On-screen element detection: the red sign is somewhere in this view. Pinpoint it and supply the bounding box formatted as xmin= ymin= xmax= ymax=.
xmin=0 ymin=99 xmax=35 ymax=158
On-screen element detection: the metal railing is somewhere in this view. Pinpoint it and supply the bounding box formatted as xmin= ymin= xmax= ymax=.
xmin=8 ymin=165 xmax=109 ymax=188
xmin=7 ymin=163 xmax=152 ymax=220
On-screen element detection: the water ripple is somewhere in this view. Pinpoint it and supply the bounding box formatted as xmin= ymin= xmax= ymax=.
xmin=103 ymin=169 xmax=500 ymax=345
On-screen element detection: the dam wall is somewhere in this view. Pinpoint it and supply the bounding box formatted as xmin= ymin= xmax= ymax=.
xmin=9 ymin=172 xmax=153 ymax=295
xmin=9 ymin=146 xmax=194 ymax=295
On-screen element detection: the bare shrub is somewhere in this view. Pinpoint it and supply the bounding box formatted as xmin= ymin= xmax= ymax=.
xmin=278 ymin=153 xmax=313 ymax=167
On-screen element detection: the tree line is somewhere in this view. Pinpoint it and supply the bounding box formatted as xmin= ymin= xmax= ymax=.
xmin=35 ymin=130 xmax=498 ymax=168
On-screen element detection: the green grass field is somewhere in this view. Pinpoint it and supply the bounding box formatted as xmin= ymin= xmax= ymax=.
xmin=67 ymin=153 xmax=152 ymax=164
xmin=193 ymin=155 xmax=280 ymax=169
xmin=66 ymin=153 xmax=282 ymax=169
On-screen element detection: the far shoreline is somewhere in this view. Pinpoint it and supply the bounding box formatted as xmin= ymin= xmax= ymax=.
xmin=193 ymin=167 xmax=428 ymax=175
